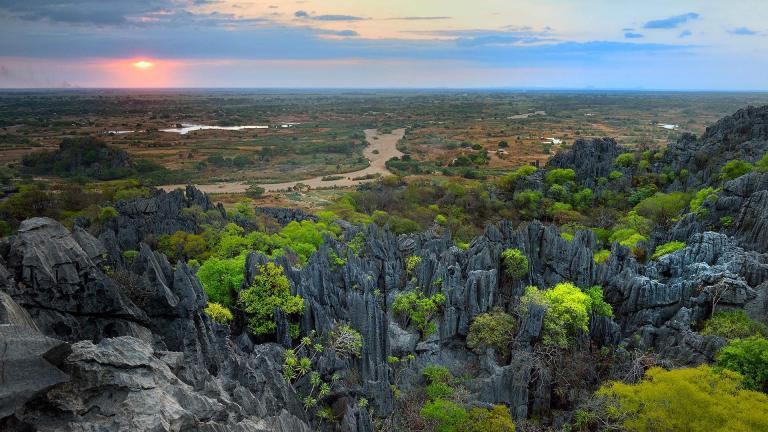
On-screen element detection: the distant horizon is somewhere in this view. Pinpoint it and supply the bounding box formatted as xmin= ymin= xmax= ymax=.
xmin=1 ymin=1 xmax=766 ymax=89
xmin=1 ymin=87 xmax=767 ymax=93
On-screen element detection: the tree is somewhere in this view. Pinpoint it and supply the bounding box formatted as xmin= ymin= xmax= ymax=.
xmin=595 ymin=365 xmax=768 ymax=431
xmin=467 ymin=405 xmax=515 ymax=432
xmin=545 ymin=168 xmax=575 ymax=185
xmin=633 ymin=192 xmax=690 ymax=226
xmin=720 ymin=159 xmax=754 ymax=181
xmin=420 ymin=399 xmax=468 ymax=432
xmin=614 ymin=152 xmax=636 ymax=168
xmin=204 ymin=302 xmax=233 ymax=324
xmin=467 ymin=309 xmax=516 ymax=357
xmin=701 ymin=310 xmax=768 ymax=339
xmin=392 ymin=291 xmax=446 ymax=337
xmin=239 ymin=262 xmax=304 ymax=337
xmin=246 ymin=184 xmax=265 ymax=198
xmin=501 ymin=248 xmax=528 ymax=279
xmin=717 ymin=336 xmax=768 ymax=391
xmin=197 ymin=253 xmax=246 ymax=307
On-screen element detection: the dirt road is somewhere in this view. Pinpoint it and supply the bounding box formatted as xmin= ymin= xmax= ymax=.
xmin=160 ymin=128 xmax=405 ymax=194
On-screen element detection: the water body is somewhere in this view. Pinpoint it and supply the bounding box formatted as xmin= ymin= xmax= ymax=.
xmin=160 ymin=124 xmax=270 ymax=135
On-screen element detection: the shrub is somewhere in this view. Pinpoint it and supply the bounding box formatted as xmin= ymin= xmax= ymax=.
xmin=609 ymin=228 xmax=647 ymax=248
xmin=702 ymin=310 xmax=768 ymax=339
xmin=328 ymin=324 xmax=363 ymax=358
xmin=467 ymin=309 xmax=516 ymax=357
xmin=634 ymin=192 xmax=690 ymax=226
xmin=596 ymin=365 xmax=768 ymax=431
xmin=498 ymin=165 xmax=537 ymax=190
xmin=720 ymin=159 xmax=754 ymax=181
xmin=614 ymin=153 xmax=636 ymax=168
xmin=406 ymin=255 xmax=422 ymax=275
xmin=157 ymin=230 xmax=209 ymax=262
xmin=420 ymin=399 xmax=468 ymax=432
xmin=392 ymin=291 xmax=446 ymax=337
xmin=572 ymin=188 xmax=593 ymax=210
xmin=545 ymin=168 xmax=576 ymax=185
xmin=512 ymin=189 xmax=543 ymax=218
xmin=435 ymin=214 xmax=447 ymax=225
xmin=122 ymin=249 xmax=139 ymax=263
xmin=519 ymin=282 xmax=609 ymax=348
xmin=651 ymin=241 xmax=686 ymax=260
xmin=239 ymin=262 xmax=304 ymax=337
xmin=716 ymin=336 xmax=768 ymax=391
xmin=467 ymin=405 xmax=516 ymax=432
xmin=690 ymin=187 xmax=718 ymax=215
xmin=98 ymin=206 xmax=118 ymax=223
xmin=501 ymin=248 xmax=528 ymax=279
xmin=757 ymin=153 xmax=768 ymax=172
xmin=204 ymin=302 xmax=233 ymax=324
xmin=197 ymin=253 xmax=246 ymax=307
xmin=593 ymin=249 xmax=610 ymax=264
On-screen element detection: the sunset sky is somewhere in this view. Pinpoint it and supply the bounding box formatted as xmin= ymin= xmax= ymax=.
xmin=0 ymin=1 xmax=766 ymax=89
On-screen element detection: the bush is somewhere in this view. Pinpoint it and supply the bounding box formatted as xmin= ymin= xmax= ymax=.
xmin=97 ymin=206 xmax=118 ymax=223
xmin=701 ymin=310 xmax=768 ymax=339
xmin=690 ymin=187 xmax=718 ymax=215
xmin=245 ymin=185 xmax=265 ymax=198
xmin=328 ymin=324 xmax=363 ymax=358
xmin=122 ymin=250 xmax=139 ymax=263
xmin=634 ymin=192 xmax=690 ymax=226
xmin=420 ymin=399 xmax=468 ymax=432
xmin=545 ymin=168 xmax=576 ymax=185
xmin=720 ymin=159 xmax=754 ymax=181
xmin=392 ymin=291 xmax=446 ymax=337
xmin=501 ymin=248 xmax=528 ymax=279
xmin=614 ymin=153 xmax=636 ymax=168
xmin=609 ymin=228 xmax=647 ymax=248
xmin=467 ymin=405 xmax=516 ymax=432
xmin=717 ymin=336 xmax=768 ymax=391
xmin=467 ymin=310 xmax=516 ymax=357
xmin=593 ymin=249 xmax=611 ymax=264
xmin=651 ymin=241 xmax=686 ymax=260
xmin=596 ymin=365 xmax=768 ymax=431
xmin=757 ymin=153 xmax=768 ymax=172
xmin=519 ymin=282 xmax=610 ymax=348
xmin=197 ymin=254 xmax=247 ymax=307
xmin=239 ymin=262 xmax=304 ymax=337
xmin=406 ymin=255 xmax=422 ymax=275
xmin=204 ymin=302 xmax=233 ymax=324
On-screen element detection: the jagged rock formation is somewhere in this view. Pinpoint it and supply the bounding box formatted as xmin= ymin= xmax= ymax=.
xmin=2 ymin=106 xmax=768 ymax=430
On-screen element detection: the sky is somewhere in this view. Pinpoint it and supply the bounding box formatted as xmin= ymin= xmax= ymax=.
xmin=0 ymin=0 xmax=766 ymax=89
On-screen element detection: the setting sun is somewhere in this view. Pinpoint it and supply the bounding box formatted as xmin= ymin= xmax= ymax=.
xmin=132 ymin=60 xmax=154 ymax=70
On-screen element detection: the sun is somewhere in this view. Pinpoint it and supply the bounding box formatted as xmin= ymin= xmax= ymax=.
xmin=132 ymin=60 xmax=154 ymax=70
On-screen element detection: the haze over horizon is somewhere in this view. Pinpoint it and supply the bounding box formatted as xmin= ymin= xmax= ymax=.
xmin=1 ymin=0 xmax=766 ymax=90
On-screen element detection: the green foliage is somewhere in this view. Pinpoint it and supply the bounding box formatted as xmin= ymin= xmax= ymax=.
xmin=466 ymin=309 xmax=516 ymax=357
xmin=406 ymin=255 xmax=422 ymax=275
xmin=98 ymin=206 xmax=118 ymax=223
xmin=757 ymin=153 xmax=768 ymax=173
xmin=593 ymin=249 xmax=611 ymax=264
xmin=328 ymin=324 xmax=363 ymax=358
xmin=651 ymin=240 xmax=686 ymax=260
xmin=197 ymin=253 xmax=246 ymax=307
xmin=392 ymin=290 xmax=446 ymax=337
xmin=122 ymin=250 xmax=139 ymax=263
xmin=467 ymin=405 xmax=516 ymax=432
xmin=239 ymin=262 xmax=304 ymax=337
xmin=245 ymin=184 xmax=265 ymax=198
xmin=157 ymin=230 xmax=209 ymax=262
xmin=420 ymin=399 xmax=469 ymax=432
xmin=596 ymin=365 xmax=768 ymax=431
xmin=498 ymin=165 xmax=537 ymax=190
xmin=572 ymin=188 xmax=593 ymax=210
xmin=513 ymin=189 xmax=543 ymax=219
xmin=702 ymin=310 xmax=768 ymax=340
xmin=609 ymin=228 xmax=647 ymax=248
xmin=614 ymin=153 xmax=636 ymax=168
xmin=501 ymin=248 xmax=528 ymax=279
xmin=204 ymin=302 xmax=233 ymax=324
xmin=546 ymin=168 xmax=576 ymax=185
xmin=720 ymin=159 xmax=754 ymax=181
xmin=717 ymin=336 xmax=768 ymax=391
xmin=690 ymin=187 xmax=718 ymax=215
xmin=633 ymin=192 xmax=690 ymax=226
xmin=520 ymin=282 xmax=609 ymax=348
xmin=435 ymin=214 xmax=448 ymax=225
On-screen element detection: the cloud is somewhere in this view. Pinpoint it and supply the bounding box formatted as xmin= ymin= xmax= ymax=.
xmin=410 ymin=28 xmax=556 ymax=47
xmin=294 ymin=10 xmax=365 ymax=21
xmin=729 ymin=27 xmax=758 ymax=36
xmin=678 ymin=30 xmax=692 ymax=38
xmin=385 ymin=16 xmax=451 ymax=21
xmin=0 ymin=0 xmax=212 ymax=25
xmin=318 ymin=29 xmax=358 ymax=37
xmin=644 ymin=12 xmax=699 ymax=29
xmin=624 ymin=32 xmax=644 ymax=39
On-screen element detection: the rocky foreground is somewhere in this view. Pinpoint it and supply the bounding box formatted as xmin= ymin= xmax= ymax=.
xmin=2 ymin=106 xmax=768 ymax=431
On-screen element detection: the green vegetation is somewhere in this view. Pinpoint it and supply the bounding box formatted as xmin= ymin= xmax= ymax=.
xmin=716 ymin=336 xmax=768 ymax=391
xmin=651 ymin=241 xmax=686 ymax=260
xmin=594 ymin=365 xmax=768 ymax=431
xmin=690 ymin=187 xmax=718 ymax=215
xmin=239 ymin=262 xmax=304 ymax=337
xmin=392 ymin=290 xmax=446 ymax=337
xmin=501 ymin=248 xmax=528 ymax=279
xmin=614 ymin=153 xmax=636 ymax=168
xmin=633 ymin=192 xmax=690 ymax=226
xmin=406 ymin=255 xmax=422 ymax=275
xmin=327 ymin=324 xmax=363 ymax=358
xmin=757 ymin=153 xmax=768 ymax=172
xmin=545 ymin=168 xmax=576 ymax=185
xmin=720 ymin=159 xmax=754 ymax=181
xmin=197 ymin=254 xmax=247 ymax=307
xmin=245 ymin=185 xmax=265 ymax=198
xmin=204 ymin=302 xmax=233 ymax=324
xmin=520 ymin=282 xmax=611 ymax=348
xmin=701 ymin=310 xmax=768 ymax=339
xmin=466 ymin=309 xmax=516 ymax=357
xmin=593 ymin=249 xmax=611 ymax=264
